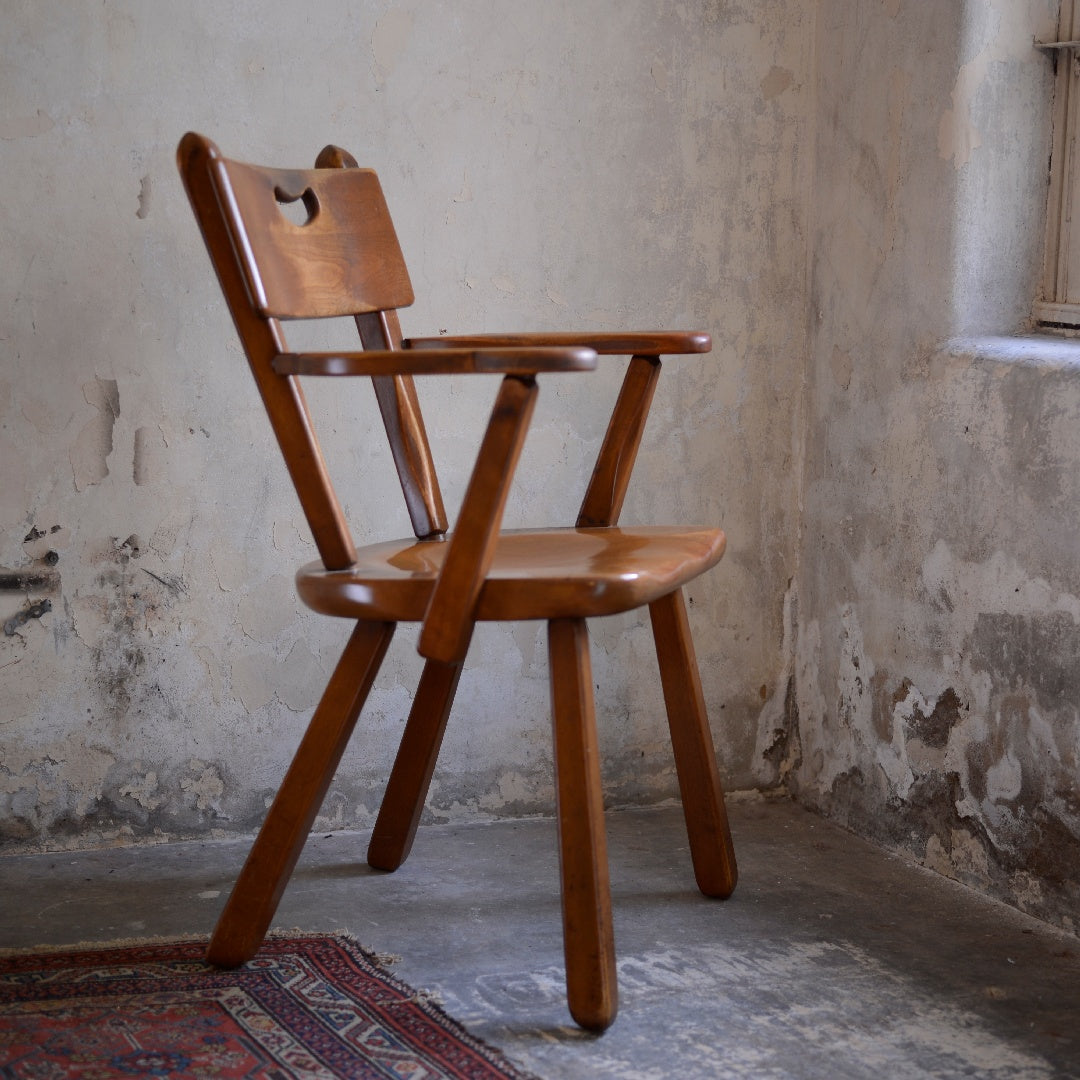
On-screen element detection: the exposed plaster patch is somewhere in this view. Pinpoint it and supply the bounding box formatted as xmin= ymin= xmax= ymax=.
xmin=829 ymin=345 xmax=852 ymax=390
xmin=754 ymin=580 xmax=800 ymax=786
xmin=279 ymin=639 xmax=322 ymax=712
xmin=800 ymin=541 xmax=1080 ymax=932
xmin=894 ymin=682 xmax=963 ymax=750
xmin=937 ymin=4 xmax=1044 ymax=167
xmin=985 ymin=750 xmax=1023 ymax=803
xmin=135 ymin=174 xmax=151 ymax=219
xmin=922 ymin=540 xmax=1080 ymax=638
xmin=236 ymin=576 xmax=295 ymax=642
xmin=230 ymin=652 xmax=275 ymax=713
xmin=760 ymin=65 xmax=793 ymax=101
xmin=371 ymin=10 xmax=414 ymax=88
xmin=971 ymin=612 xmax=1080 ymax=712
xmin=180 ymin=760 xmax=225 ymax=814
xmin=133 ymin=425 xmax=166 ymax=486
xmin=70 ymin=378 xmax=119 ymax=491
xmin=194 ymin=645 xmax=225 ymax=705
xmin=0 ymin=110 xmax=54 ymax=140
xmin=118 ymin=770 xmax=167 ymax=811
xmin=149 ymin=508 xmax=189 ymax=560
xmin=209 ymin=546 xmax=247 ymax=592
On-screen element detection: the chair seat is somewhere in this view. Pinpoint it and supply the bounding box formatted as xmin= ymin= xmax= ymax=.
xmin=297 ymin=525 xmax=726 ymax=623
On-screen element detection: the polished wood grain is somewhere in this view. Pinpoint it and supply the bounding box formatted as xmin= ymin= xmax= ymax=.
xmin=216 ymin=156 xmax=415 ymax=319
xmin=549 ymin=618 xmax=617 ymax=1031
xmin=296 ymin=526 xmax=726 ymax=623
xmin=207 ymin=620 xmax=394 ymax=967
xmin=272 ymin=346 xmax=597 ymax=377
xmin=650 ymin=589 xmax=738 ymax=898
xmin=178 ymin=131 xmax=734 ymax=1032
xmin=419 ymin=375 xmax=538 ymax=664
xmin=578 ymin=355 xmax=662 ymax=528
xmin=407 ymin=331 xmax=712 ymax=355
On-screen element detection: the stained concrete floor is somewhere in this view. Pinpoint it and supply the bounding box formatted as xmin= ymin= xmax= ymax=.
xmin=1 ymin=796 xmax=1078 ymax=1079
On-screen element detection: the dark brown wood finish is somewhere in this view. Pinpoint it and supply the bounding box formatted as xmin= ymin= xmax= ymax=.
xmin=216 ymin=156 xmax=414 ymax=319
xmin=178 ymin=132 xmax=735 ymax=1032
xmin=407 ymin=331 xmax=711 ymax=354
xmin=549 ymin=617 xmax=617 ymax=1031
xmin=272 ymin=346 xmax=597 ymax=377
xmin=418 ymin=375 xmax=538 ymax=664
xmin=650 ymin=589 xmax=738 ymax=898
xmin=578 ymin=355 xmax=662 ymax=528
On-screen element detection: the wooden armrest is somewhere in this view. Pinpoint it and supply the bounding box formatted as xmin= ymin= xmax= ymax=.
xmin=272 ymin=346 xmax=596 ymax=377
xmin=405 ymin=331 xmax=711 ymax=356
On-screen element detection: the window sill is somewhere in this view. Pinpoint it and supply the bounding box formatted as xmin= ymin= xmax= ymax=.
xmin=1033 ymin=301 xmax=1080 ymax=327
xmin=945 ymin=333 xmax=1080 ymax=370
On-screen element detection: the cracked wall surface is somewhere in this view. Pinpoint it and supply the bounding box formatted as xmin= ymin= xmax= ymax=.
xmin=6 ymin=0 xmax=1076 ymax=942
xmin=796 ymin=0 xmax=1080 ymax=934
xmin=0 ymin=1 xmax=809 ymax=850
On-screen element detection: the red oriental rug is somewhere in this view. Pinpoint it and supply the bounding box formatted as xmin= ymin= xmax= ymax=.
xmin=0 ymin=934 xmax=536 ymax=1079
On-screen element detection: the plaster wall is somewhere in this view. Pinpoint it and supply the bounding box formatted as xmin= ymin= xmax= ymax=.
xmin=0 ymin=1 xmax=811 ymax=848
xmin=795 ymin=0 xmax=1080 ymax=933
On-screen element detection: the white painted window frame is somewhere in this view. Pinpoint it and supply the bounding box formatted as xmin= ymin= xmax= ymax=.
xmin=1036 ymin=0 xmax=1080 ymax=326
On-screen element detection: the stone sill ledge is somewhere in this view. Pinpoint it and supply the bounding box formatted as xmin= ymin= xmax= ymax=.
xmin=944 ymin=333 xmax=1080 ymax=370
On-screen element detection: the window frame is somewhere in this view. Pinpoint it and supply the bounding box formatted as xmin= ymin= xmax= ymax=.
xmin=1037 ymin=0 xmax=1080 ymax=326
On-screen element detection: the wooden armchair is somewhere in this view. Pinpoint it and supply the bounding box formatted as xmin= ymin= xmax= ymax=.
xmin=177 ymin=132 xmax=737 ymax=1032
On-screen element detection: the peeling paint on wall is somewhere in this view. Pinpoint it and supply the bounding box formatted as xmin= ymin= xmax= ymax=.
xmin=1 ymin=0 xmax=806 ymax=853
xmin=70 ymin=378 xmax=119 ymax=491
xmin=800 ymin=0 xmax=1073 ymax=935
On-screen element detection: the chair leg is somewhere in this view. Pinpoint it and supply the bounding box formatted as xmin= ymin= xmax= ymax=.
xmin=548 ymin=617 xmax=618 ymax=1032
xmin=207 ymin=620 xmax=395 ymax=968
xmin=367 ymin=653 xmax=468 ymax=871
xmin=649 ymin=589 xmax=738 ymax=899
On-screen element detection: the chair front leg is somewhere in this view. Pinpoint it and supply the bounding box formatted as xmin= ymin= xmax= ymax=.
xmin=367 ymin=647 xmax=470 ymax=872
xmin=548 ymin=617 xmax=618 ymax=1032
xmin=649 ymin=589 xmax=737 ymax=898
xmin=207 ymin=619 xmax=395 ymax=968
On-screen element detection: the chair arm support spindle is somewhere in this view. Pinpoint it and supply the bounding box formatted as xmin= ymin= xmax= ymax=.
xmin=418 ymin=374 xmax=539 ymax=664
xmin=577 ymin=355 xmax=662 ymax=528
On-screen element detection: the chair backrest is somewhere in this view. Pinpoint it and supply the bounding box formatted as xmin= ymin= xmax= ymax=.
xmin=177 ymin=132 xmax=447 ymax=569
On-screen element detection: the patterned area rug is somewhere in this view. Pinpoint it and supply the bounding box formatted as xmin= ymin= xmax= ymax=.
xmin=0 ymin=934 xmax=537 ymax=1079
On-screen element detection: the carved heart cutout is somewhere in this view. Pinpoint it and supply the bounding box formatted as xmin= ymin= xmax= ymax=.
xmin=274 ymin=185 xmax=319 ymax=227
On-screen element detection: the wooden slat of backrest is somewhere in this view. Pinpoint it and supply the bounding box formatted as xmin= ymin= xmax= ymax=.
xmin=177 ymin=132 xmax=357 ymax=570
xmin=216 ymin=157 xmax=414 ymax=320
xmin=356 ymin=310 xmax=449 ymax=538
xmin=312 ymin=144 xmax=448 ymax=540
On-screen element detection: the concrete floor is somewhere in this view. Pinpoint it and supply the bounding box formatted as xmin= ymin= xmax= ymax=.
xmin=1 ymin=795 xmax=1078 ymax=1079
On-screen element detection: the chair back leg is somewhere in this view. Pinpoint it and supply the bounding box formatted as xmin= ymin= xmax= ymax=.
xmin=207 ymin=620 xmax=395 ymax=967
xmin=548 ymin=617 xmax=618 ymax=1032
xmin=650 ymin=589 xmax=738 ymax=898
